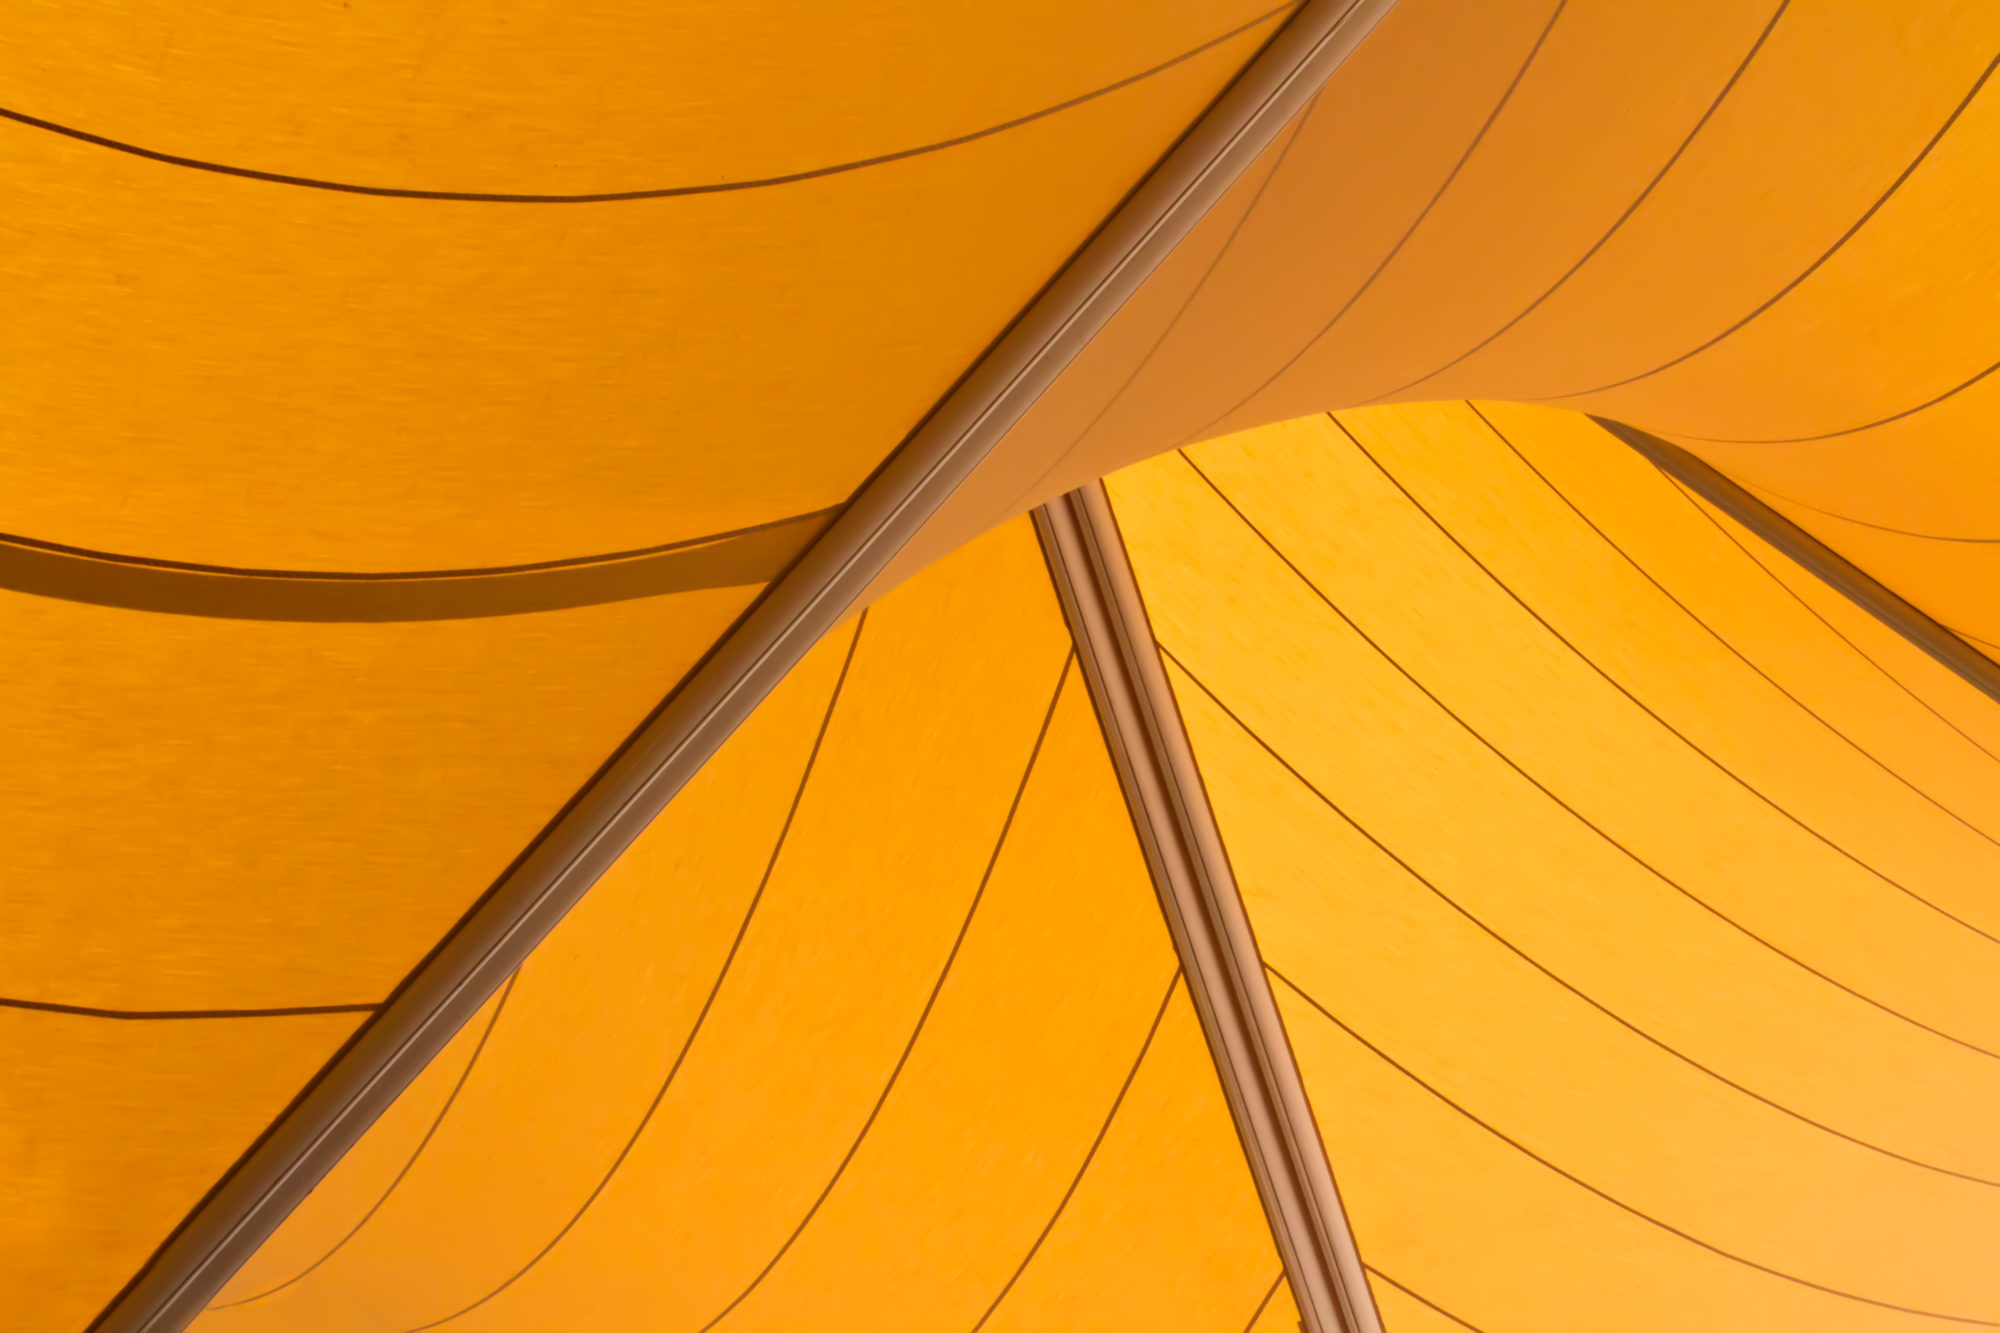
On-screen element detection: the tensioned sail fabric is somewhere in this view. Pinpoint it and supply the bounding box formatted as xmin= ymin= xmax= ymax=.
xmin=0 ymin=3 xmax=1289 ymax=1326
xmin=10 ymin=0 xmax=2000 ymax=1328
xmin=1111 ymin=405 xmax=2000 ymax=1330
xmin=900 ymin=0 xmax=2000 ymax=650
xmin=188 ymin=518 xmax=1298 ymax=1333
xmin=216 ymin=398 xmax=2000 ymax=1333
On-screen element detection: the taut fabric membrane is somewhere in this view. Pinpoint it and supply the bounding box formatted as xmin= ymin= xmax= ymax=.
xmin=10 ymin=2 xmax=1999 ymax=1329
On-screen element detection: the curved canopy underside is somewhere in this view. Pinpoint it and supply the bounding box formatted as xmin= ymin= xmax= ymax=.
xmin=3 ymin=4 xmax=1287 ymax=1323
xmin=1113 ymin=405 xmax=2000 ymax=1331
xmin=903 ymin=0 xmax=2000 ymax=650
xmin=191 ymin=518 xmax=1296 ymax=1333
xmin=8 ymin=1 xmax=1999 ymax=1330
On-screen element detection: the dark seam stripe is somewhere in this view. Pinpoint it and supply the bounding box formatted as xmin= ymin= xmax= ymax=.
xmin=1006 ymin=93 xmax=1323 ymax=514
xmin=1362 ymin=1268 xmax=1484 ymax=1332
xmin=693 ymin=653 xmax=1076 ymax=1333
xmin=0 ymin=7 xmax=1293 ymax=205
xmin=1271 ymin=967 xmax=2000 ymax=1326
xmin=1548 ymin=49 xmax=2000 ymax=400
xmin=1332 ymin=417 xmax=2000 ymax=949
xmin=1471 ymin=403 xmax=2000 ymax=843
xmin=0 ymin=508 xmax=834 ymax=622
xmin=1660 ymin=476 xmax=2000 ymax=765
xmin=2 ymin=509 xmax=837 ymax=580
xmin=1167 ymin=650 xmax=2000 ymax=1188
xmin=972 ymin=969 xmax=1183 ymax=1332
xmin=1241 ymin=1270 xmax=1287 ymax=1331
xmin=1716 ymin=477 xmax=2000 ymax=545
xmin=1605 ymin=419 xmax=2000 ymax=710
xmin=212 ymin=973 xmax=520 ymax=1309
xmin=1178 ymin=0 xmax=1568 ymax=446
xmin=1372 ymin=0 xmax=1789 ymax=403
xmin=1680 ymin=351 xmax=2000 ymax=446
xmin=400 ymin=613 xmax=867 ymax=1332
xmin=0 ymin=996 xmax=378 ymax=1021
xmin=1175 ymin=451 xmax=2000 ymax=1062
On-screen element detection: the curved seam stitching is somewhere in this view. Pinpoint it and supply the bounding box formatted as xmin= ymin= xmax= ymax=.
xmin=969 ymin=967 xmax=1183 ymax=1331
xmin=1705 ymin=475 xmax=2000 ymax=545
xmin=79 ymin=3 xmax=1391 ymax=1318
xmin=212 ymin=973 xmax=521 ymax=1308
xmin=0 ymin=6 xmax=1295 ymax=204
xmin=1362 ymin=1267 xmax=1484 ymax=1332
xmin=1000 ymin=92 xmax=1323 ymax=517
xmin=1544 ymin=49 xmax=2000 ymax=400
xmin=1270 ymin=967 xmax=2000 ymax=1326
xmin=1166 ymin=649 xmax=2000 ymax=1187
xmin=1679 ymin=351 xmax=2000 ymax=445
xmin=1654 ymin=476 xmax=2000 ymax=765
xmin=1370 ymin=0 xmax=1789 ymax=403
xmin=1329 ymin=416 xmax=2000 ymax=948
xmin=692 ymin=651 xmax=1077 ymax=1332
xmin=1469 ymin=402 xmax=2000 ymax=842
xmin=1174 ymin=448 xmax=2000 ymax=1061
xmin=1168 ymin=0 xmax=1568 ymax=446
xmin=398 ymin=612 xmax=869 ymax=1331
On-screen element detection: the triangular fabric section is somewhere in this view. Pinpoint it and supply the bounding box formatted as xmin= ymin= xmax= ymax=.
xmin=190 ymin=517 xmax=1297 ymax=1332
xmin=1110 ymin=403 xmax=2000 ymax=1331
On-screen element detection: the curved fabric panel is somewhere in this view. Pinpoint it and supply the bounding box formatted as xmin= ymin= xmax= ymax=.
xmin=196 ymin=984 xmax=515 ymax=1308
xmin=8 ymin=5 xmax=1303 ymax=1322
xmin=28 ymin=4 xmax=2000 ymax=1326
xmin=2 ymin=1008 xmax=367 ymax=1333
xmin=1108 ymin=407 xmax=2000 ymax=1330
xmin=7 ymin=2 xmax=1281 ymax=195
xmin=892 ymin=0 xmax=2000 ymax=650
xmin=0 ymin=0 xmax=1282 ymax=574
xmin=3 ymin=584 xmax=761 ymax=1015
xmin=1675 ymin=472 xmax=2000 ymax=657
xmin=4 ymin=578 xmax=763 ymax=1332
xmin=192 ymin=518 xmax=1289 ymax=1333
xmin=1681 ymin=491 xmax=2000 ymax=761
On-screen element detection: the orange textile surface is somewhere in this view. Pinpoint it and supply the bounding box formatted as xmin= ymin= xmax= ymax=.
xmin=1111 ymin=404 xmax=2000 ymax=1331
xmin=1 ymin=0 xmax=1283 ymax=569
xmin=190 ymin=519 xmax=1290 ymax=1333
xmin=19 ymin=2 xmax=2000 ymax=1325
xmin=2 ymin=581 xmax=760 ymax=1332
xmin=902 ymin=0 xmax=2000 ymax=648
xmin=2 ymin=3 xmax=1287 ymax=1322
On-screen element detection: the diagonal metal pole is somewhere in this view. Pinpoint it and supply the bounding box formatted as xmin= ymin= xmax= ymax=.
xmin=1035 ymin=482 xmax=1384 ymax=1333
xmin=89 ymin=2 xmax=1397 ymax=1328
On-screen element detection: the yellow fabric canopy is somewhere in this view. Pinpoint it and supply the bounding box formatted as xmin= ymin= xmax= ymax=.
xmin=918 ymin=0 xmax=2000 ymax=645
xmin=1113 ymin=405 xmax=2000 ymax=1328
xmin=8 ymin=1 xmax=1998 ymax=1330
xmin=2 ymin=2 xmax=1284 ymax=1325
xmin=188 ymin=519 xmax=1293 ymax=1333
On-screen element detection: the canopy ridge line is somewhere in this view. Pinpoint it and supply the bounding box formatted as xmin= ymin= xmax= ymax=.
xmin=1033 ymin=482 xmax=1384 ymax=1333
xmin=1598 ymin=417 xmax=2000 ymax=708
xmin=89 ymin=1 xmax=1397 ymax=1327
